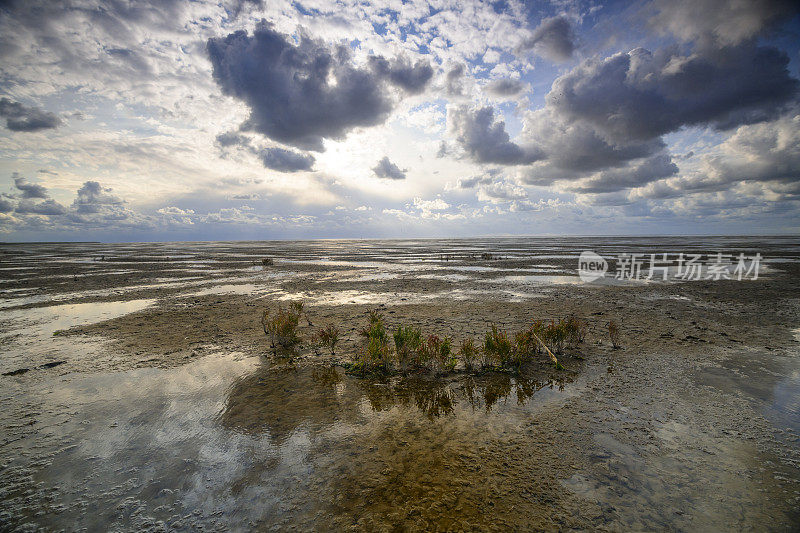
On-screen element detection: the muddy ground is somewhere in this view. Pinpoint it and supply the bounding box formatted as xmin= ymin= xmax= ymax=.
xmin=1 ymin=239 xmax=799 ymax=530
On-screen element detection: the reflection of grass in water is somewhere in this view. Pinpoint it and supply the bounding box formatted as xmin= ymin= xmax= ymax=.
xmin=219 ymin=363 xmax=357 ymax=442
xmin=219 ymin=360 xmax=575 ymax=453
xmin=358 ymin=371 xmax=573 ymax=418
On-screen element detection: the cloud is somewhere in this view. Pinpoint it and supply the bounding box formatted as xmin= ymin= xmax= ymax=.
xmin=372 ymin=156 xmax=407 ymax=180
xmin=0 ymin=196 xmax=14 ymax=213
xmin=454 ymin=168 xmax=502 ymax=189
xmin=547 ymin=45 xmax=799 ymax=143
xmin=477 ymin=180 xmax=528 ymax=202
xmin=15 ymin=198 xmax=67 ymax=215
xmin=157 ymin=206 xmax=195 ymax=225
xmin=369 ymin=55 xmax=434 ymax=95
xmin=208 ymin=21 xmax=397 ymax=151
xmin=13 ymin=175 xmax=48 ymax=198
xmin=445 ymin=64 xmax=465 ymax=96
xmin=633 ymin=112 xmax=800 ymax=200
xmin=705 ymin=112 xmax=800 ymax=186
xmin=520 ymin=107 xmax=666 ymax=179
xmin=215 ymin=131 xmax=315 ymax=172
xmin=457 ymin=175 xmax=494 ymax=188
xmin=448 ymin=105 xmax=543 ymax=165
xmin=202 ymin=206 xmax=261 ymax=224
xmin=257 ymin=147 xmax=315 ymax=172
xmin=518 ymin=16 xmax=576 ymax=62
xmin=566 ymin=154 xmax=679 ymax=193
xmin=216 ymin=131 xmax=250 ymax=148
xmin=0 ymin=98 xmax=62 ymax=132
xmin=72 ymin=181 xmax=124 ymax=215
xmin=228 ymin=193 xmax=262 ymax=201
xmin=648 ymin=0 xmax=799 ymax=47
xmin=412 ymin=197 xmax=449 ymax=211
xmin=485 ymin=78 xmax=526 ymax=97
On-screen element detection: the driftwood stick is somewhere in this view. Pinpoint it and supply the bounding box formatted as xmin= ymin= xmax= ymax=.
xmin=529 ymin=330 xmax=559 ymax=366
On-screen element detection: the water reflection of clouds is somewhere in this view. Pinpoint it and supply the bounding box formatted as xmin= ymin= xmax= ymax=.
xmin=221 ymin=364 xmax=578 ymax=434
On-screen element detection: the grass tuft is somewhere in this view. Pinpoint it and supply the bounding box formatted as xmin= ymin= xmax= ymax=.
xmin=457 ymin=338 xmax=478 ymax=372
xmin=394 ymin=325 xmax=423 ymax=370
xmin=318 ymin=324 xmax=340 ymax=355
xmin=608 ymin=320 xmax=621 ymax=349
xmin=483 ymin=325 xmax=514 ymax=368
xmin=261 ymin=302 xmax=304 ymax=349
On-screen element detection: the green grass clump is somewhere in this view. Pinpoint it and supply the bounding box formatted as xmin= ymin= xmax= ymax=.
xmin=565 ymin=314 xmax=587 ymax=345
xmin=419 ymin=335 xmax=454 ymax=373
xmin=262 ymin=301 xmax=586 ymax=377
xmin=262 ymin=302 xmax=303 ymax=349
xmin=351 ymin=310 xmax=392 ymax=375
xmin=458 ymin=338 xmax=478 ymax=372
xmin=542 ymin=320 xmax=568 ymax=354
xmin=483 ymin=325 xmax=514 ymax=368
xmin=394 ymin=325 xmax=423 ymax=369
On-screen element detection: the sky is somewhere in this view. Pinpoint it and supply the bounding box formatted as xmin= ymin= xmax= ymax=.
xmin=0 ymin=0 xmax=799 ymax=242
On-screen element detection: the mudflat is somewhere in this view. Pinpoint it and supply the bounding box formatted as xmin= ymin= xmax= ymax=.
xmin=1 ymin=237 xmax=798 ymax=530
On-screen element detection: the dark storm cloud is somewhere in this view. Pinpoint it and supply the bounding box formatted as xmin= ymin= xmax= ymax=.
xmin=567 ymin=154 xmax=679 ymax=193
xmin=0 ymin=196 xmax=14 ymax=213
xmin=207 ymin=21 xmax=397 ymax=151
xmin=215 ymin=131 xmax=250 ymax=148
xmin=15 ymin=199 xmax=67 ymax=215
xmin=215 ymin=130 xmax=315 ymax=172
xmin=0 ymin=98 xmax=62 ymax=132
xmin=372 ymin=156 xmax=406 ymax=180
xmin=13 ymin=175 xmax=48 ymax=198
xmin=548 ymin=45 xmax=799 ymax=143
xmin=485 ymin=79 xmax=526 ymax=97
xmin=523 ymin=108 xmax=666 ymax=173
xmin=448 ymin=106 xmax=543 ymax=165
xmin=518 ymin=15 xmax=575 ymax=62
xmin=369 ymin=55 xmax=434 ymax=95
xmin=257 ymin=147 xmax=315 ymax=172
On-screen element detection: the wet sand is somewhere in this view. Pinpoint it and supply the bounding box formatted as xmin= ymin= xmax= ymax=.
xmin=1 ymin=237 xmax=799 ymax=530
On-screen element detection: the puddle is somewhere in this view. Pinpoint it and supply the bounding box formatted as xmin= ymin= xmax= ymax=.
xmin=183 ymin=283 xmax=277 ymax=297
xmin=0 ymin=354 xmax=583 ymax=530
xmin=0 ymin=299 xmax=156 ymax=376
xmin=1 ymin=298 xmax=156 ymax=338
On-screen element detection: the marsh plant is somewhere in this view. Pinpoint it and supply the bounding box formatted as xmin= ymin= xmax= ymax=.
xmin=262 ymin=302 xmax=303 ymax=349
xmin=483 ymin=325 xmax=514 ymax=368
xmin=317 ymin=324 xmax=340 ymax=355
xmin=565 ymin=315 xmax=588 ymax=345
xmin=262 ymin=302 xmax=587 ymax=376
xmin=393 ymin=325 xmax=423 ymax=370
xmin=608 ymin=320 xmax=621 ymax=349
xmin=351 ymin=310 xmax=392 ymax=375
xmin=419 ymin=335 xmax=455 ymax=373
xmin=457 ymin=338 xmax=478 ymax=372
